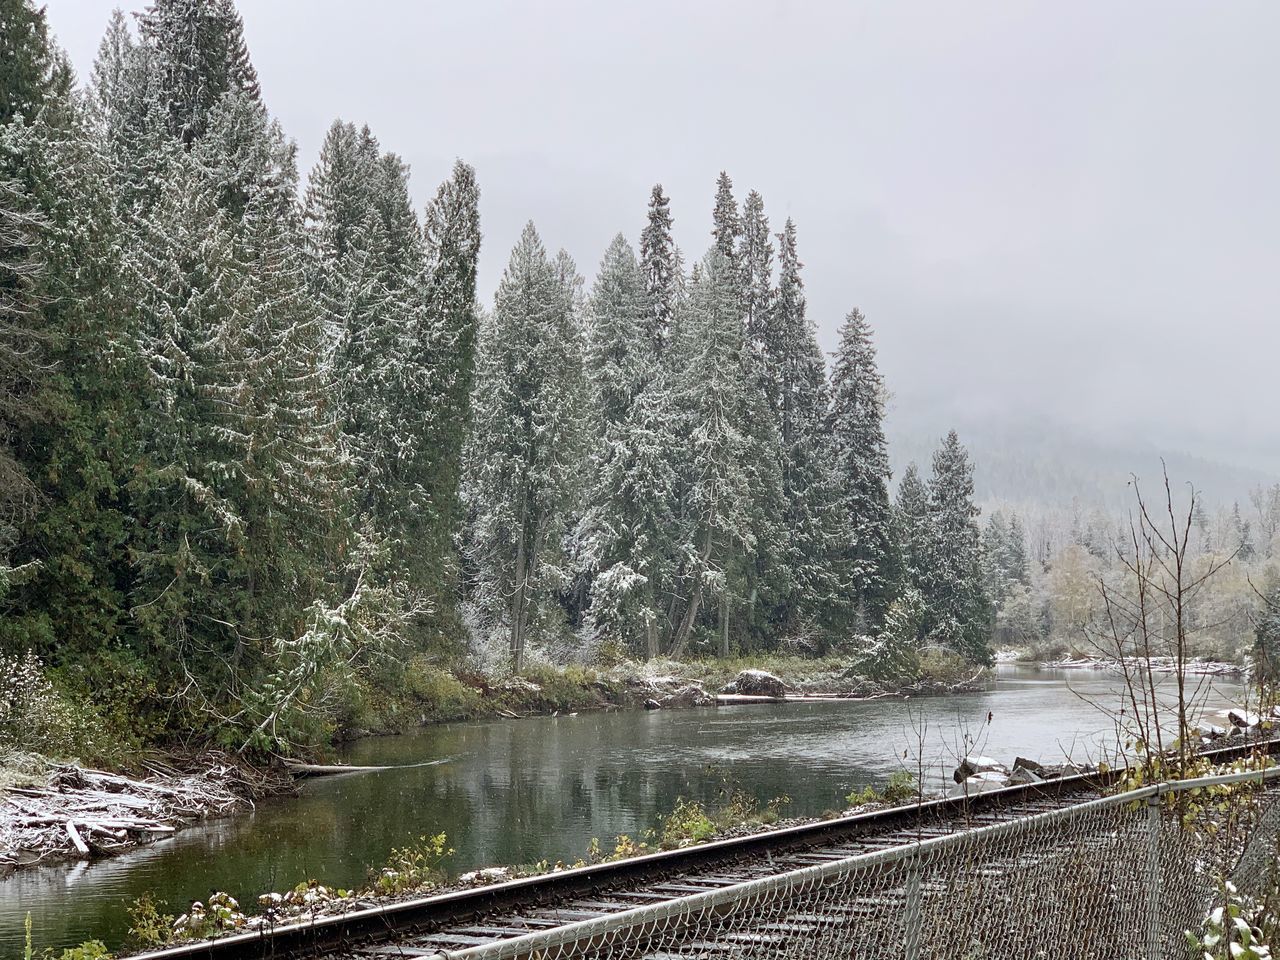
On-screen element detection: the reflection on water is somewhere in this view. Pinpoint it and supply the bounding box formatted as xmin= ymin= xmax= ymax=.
xmin=0 ymin=664 xmax=1242 ymax=952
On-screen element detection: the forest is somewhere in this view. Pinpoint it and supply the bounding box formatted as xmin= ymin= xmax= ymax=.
xmin=1 ymin=0 xmax=1276 ymax=761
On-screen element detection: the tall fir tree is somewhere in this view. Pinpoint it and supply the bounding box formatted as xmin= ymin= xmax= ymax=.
xmin=579 ymin=234 xmax=678 ymax=657
xmin=739 ymin=190 xmax=774 ymax=385
xmin=894 ymin=462 xmax=930 ymax=599
xmin=666 ymin=248 xmax=776 ymax=657
xmin=827 ymin=308 xmax=894 ymax=628
xmin=419 ymin=159 xmax=481 ymax=614
xmin=0 ymin=6 xmax=145 ymax=683
xmin=922 ymin=431 xmax=992 ymax=662
xmin=638 ymin=183 xmax=676 ymax=358
xmin=465 ymin=223 xmax=587 ymax=672
xmin=137 ymin=0 xmax=259 ymax=147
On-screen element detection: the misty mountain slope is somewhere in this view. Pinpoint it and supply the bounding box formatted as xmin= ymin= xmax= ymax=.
xmin=888 ymin=416 xmax=1276 ymax=511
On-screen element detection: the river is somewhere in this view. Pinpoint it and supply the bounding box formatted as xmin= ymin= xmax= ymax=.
xmin=2 ymin=664 xmax=1245 ymax=953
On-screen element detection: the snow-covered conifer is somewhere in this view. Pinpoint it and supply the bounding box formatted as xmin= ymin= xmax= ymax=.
xmin=465 ymin=224 xmax=587 ymax=672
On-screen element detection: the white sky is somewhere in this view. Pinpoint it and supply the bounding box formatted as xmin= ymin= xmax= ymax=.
xmin=41 ymin=1 xmax=1280 ymax=474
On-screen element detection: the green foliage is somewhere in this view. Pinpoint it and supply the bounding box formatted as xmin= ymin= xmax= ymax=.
xmin=371 ymin=832 xmax=453 ymax=896
xmin=126 ymin=893 xmax=175 ymax=949
xmin=403 ymin=658 xmax=482 ymax=722
xmin=22 ymin=913 xmax=114 ymax=960
xmin=846 ymin=770 xmax=919 ymax=808
xmin=51 ymin=943 xmax=113 ymax=960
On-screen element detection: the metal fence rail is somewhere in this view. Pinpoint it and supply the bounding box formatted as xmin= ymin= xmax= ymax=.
xmin=429 ymin=768 xmax=1280 ymax=960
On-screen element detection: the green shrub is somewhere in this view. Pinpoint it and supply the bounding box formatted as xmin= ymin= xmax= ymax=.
xmin=54 ymin=943 xmax=113 ymax=960
xmin=918 ymin=648 xmax=981 ymax=685
xmin=126 ymin=893 xmax=175 ymax=948
xmin=371 ymin=832 xmax=453 ymax=895
xmin=846 ymin=770 xmax=919 ymax=808
xmin=404 ymin=659 xmax=481 ymax=722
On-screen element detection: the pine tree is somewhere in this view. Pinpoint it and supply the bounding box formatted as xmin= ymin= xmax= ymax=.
xmin=1005 ymin=513 xmax=1030 ymax=585
xmin=0 ymin=0 xmax=72 ymax=126
xmin=0 ymin=10 xmax=144 ymax=668
xmin=638 ymin=183 xmax=676 ymax=358
xmin=740 ymin=190 xmax=774 ymax=383
xmin=922 ymin=431 xmax=992 ymax=662
xmin=746 ymin=216 xmax=839 ymax=641
xmin=579 ymin=234 xmax=679 ymax=657
xmin=137 ymin=0 xmax=260 ymax=147
xmin=465 ymin=223 xmax=587 ymax=672
xmin=827 ymin=308 xmax=894 ymax=627
xmin=711 ymin=171 xmax=742 ymax=264
xmin=419 ymin=159 xmax=481 ymax=603
xmin=304 ymin=122 xmax=422 ymax=580
xmin=89 ymin=9 xmax=177 ymax=215
xmin=982 ymin=512 xmax=1011 ymax=604
xmin=666 ymin=248 xmax=769 ymax=658
xmin=894 ymin=462 xmax=930 ymax=602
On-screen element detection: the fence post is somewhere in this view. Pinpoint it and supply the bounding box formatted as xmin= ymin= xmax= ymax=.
xmin=1145 ymin=790 xmax=1163 ymax=960
xmin=903 ymin=852 xmax=923 ymax=960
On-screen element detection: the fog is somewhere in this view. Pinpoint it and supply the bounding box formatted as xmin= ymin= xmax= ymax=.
xmin=44 ymin=0 xmax=1280 ymax=484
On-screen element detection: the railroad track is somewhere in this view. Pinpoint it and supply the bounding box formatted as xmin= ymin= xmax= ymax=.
xmin=132 ymin=738 xmax=1280 ymax=960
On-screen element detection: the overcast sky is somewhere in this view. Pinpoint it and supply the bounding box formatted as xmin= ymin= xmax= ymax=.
xmin=42 ymin=1 xmax=1280 ymax=474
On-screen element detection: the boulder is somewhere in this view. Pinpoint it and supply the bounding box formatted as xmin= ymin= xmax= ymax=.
xmin=1009 ymin=766 xmax=1044 ymax=786
xmin=952 ymin=755 xmax=1009 ymax=784
xmin=949 ymin=771 xmax=1010 ymax=798
xmin=1196 ymin=721 xmax=1227 ymax=740
xmin=728 ymin=669 xmax=787 ymax=699
xmin=643 ymin=698 xmax=662 ymax=711
xmin=660 ymin=683 xmax=714 ymax=709
xmin=1013 ymin=757 xmax=1045 ymax=776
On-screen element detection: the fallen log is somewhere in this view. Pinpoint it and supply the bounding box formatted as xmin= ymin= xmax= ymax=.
xmin=65 ymin=821 xmax=89 ymax=857
xmin=283 ymin=758 xmax=450 ymax=778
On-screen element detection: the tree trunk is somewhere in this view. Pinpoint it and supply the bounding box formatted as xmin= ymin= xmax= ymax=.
xmin=510 ymin=491 xmax=530 ymax=673
xmin=719 ymin=593 xmax=730 ymax=658
xmin=668 ymin=531 xmax=713 ymax=659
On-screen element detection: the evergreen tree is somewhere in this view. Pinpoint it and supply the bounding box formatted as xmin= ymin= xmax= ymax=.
xmin=1005 ymin=513 xmax=1030 ymax=585
xmin=0 ymin=10 xmax=144 ymax=675
xmin=740 ymin=190 xmax=773 ymax=383
xmin=666 ymin=248 xmax=770 ymax=658
xmin=579 ymin=234 xmax=678 ymax=657
xmin=465 ymin=223 xmax=586 ymax=672
xmin=137 ymin=0 xmax=260 ymax=147
xmin=894 ymin=462 xmax=930 ymax=600
xmin=419 ymin=159 xmax=481 ymax=604
xmin=982 ymin=512 xmax=1011 ymax=604
xmin=827 ymin=308 xmax=894 ymax=627
xmin=304 ymin=121 xmax=435 ymax=604
xmin=0 ymin=0 xmax=72 ymax=126
xmin=710 ymin=171 xmax=740 ymax=264
xmin=638 ymin=183 xmax=676 ymax=358
xmin=922 ymin=431 xmax=992 ymax=662
xmin=749 ymin=217 xmax=838 ymax=640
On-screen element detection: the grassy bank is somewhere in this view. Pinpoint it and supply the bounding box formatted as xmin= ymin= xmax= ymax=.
xmin=337 ymin=648 xmax=989 ymax=743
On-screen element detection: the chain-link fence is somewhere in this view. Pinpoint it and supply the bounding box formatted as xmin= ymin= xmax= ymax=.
xmin=429 ymin=768 xmax=1280 ymax=960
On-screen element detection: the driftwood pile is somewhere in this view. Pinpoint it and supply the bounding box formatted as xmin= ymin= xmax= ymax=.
xmin=1 ymin=758 xmax=247 ymax=871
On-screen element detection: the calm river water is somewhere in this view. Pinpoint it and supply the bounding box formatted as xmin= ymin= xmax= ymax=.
xmin=2 ymin=664 xmax=1244 ymax=953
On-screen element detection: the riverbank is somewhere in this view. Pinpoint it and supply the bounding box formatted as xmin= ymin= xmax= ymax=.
xmin=345 ymin=650 xmax=990 ymax=740
xmin=0 ymin=752 xmax=289 ymax=878
xmin=993 ymin=649 xmax=1245 ymax=676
